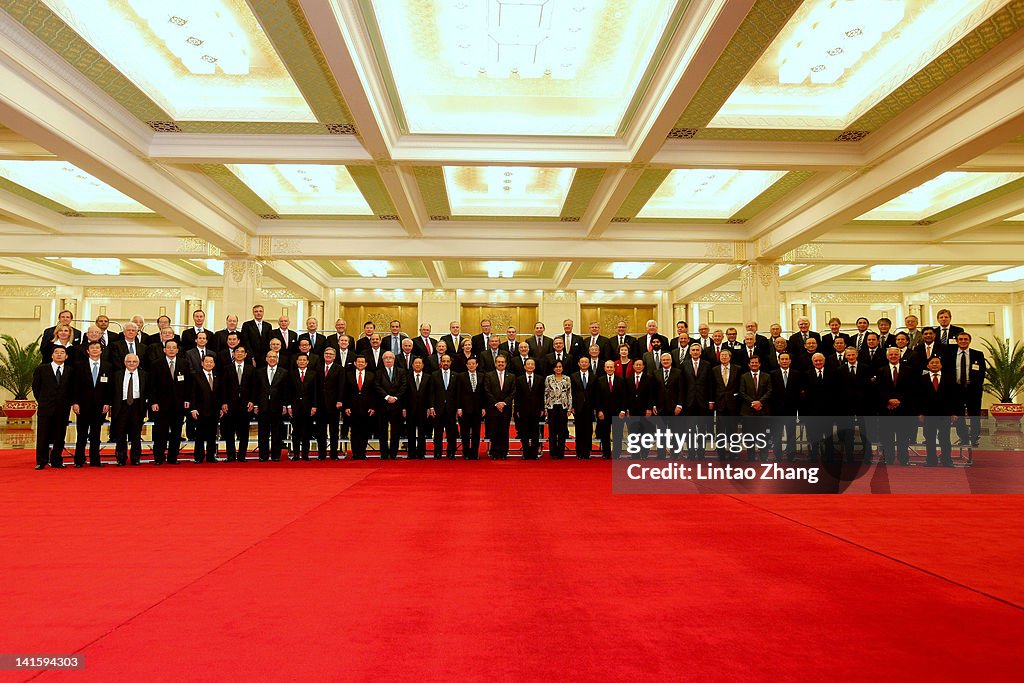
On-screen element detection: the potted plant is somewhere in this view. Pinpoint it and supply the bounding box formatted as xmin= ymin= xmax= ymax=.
xmin=0 ymin=333 xmax=41 ymax=423
xmin=981 ymin=337 xmax=1024 ymax=430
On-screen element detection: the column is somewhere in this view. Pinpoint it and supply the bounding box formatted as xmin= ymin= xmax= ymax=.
xmin=222 ymin=258 xmax=261 ymax=318
xmin=308 ymin=300 xmax=325 ymax=326
xmin=740 ymin=263 xmax=781 ymax=326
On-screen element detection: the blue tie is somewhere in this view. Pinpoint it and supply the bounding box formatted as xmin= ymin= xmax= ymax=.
xmin=92 ymin=362 xmax=99 ymax=386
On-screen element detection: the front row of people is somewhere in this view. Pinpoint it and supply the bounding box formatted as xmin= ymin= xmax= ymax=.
xmin=32 ymin=334 xmax=975 ymax=468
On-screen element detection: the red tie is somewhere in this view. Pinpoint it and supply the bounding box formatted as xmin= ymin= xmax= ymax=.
xmin=635 ymin=375 xmax=640 ymax=389
xmin=300 ymin=371 xmax=305 ymax=383
xmin=647 ymin=338 xmax=652 ymax=352
xmin=715 ymin=346 xmax=720 ymax=361
xmin=358 ymin=372 xmax=363 ymax=391
xmin=425 ymin=338 xmax=432 ymax=355
xmin=932 ymin=374 xmax=939 ymax=391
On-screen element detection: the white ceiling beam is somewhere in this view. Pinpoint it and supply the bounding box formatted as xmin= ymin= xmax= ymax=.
xmin=148 ymin=133 xmax=372 ymax=164
xmin=807 ymin=242 xmax=1024 ymax=265
xmin=782 ymin=265 xmax=864 ymax=291
xmin=0 ymin=257 xmax=80 ymax=283
xmin=903 ymin=265 xmax=1010 ymax=291
xmin=0 ymin=13 xmax=252 ymax=254
xmin=260 ymin=260 xmax=324 ymax=301
xmin=422 ymin=260 xmax=444 ymax=289
xmin=672 ymin=264 xmax=740 ymax=301
xmin=751 ymin=30 xmax=1024 ymax=259
xmin=0 ymin=187 xmax=61 ymax=232
xmin=665 ymin=263 xmax=715 ymax=290
xmin=652 ymin=139 xmax=863 ymax=171
xmin=929 ymin=184 xmax=1024 ymax=242
xmin=959 ymin=143 xmax=1024 ymax=172
xmin=554 ymin=262 xmax=583 ymax=289
xmin=0 ymin=233 xmax=207 ymax=258
xmin=126 ymin=258 xmax=211 ymax=287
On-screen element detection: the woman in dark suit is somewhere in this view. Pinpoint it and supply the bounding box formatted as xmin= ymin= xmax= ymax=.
xmin=613 ymin=343 xmax=633 ymax=379
xmin=451 ymin=337 xmax=478 ymax=374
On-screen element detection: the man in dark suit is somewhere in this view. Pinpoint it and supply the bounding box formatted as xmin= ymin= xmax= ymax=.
xmin=876 ymin=347 xmax=915 ymax=465
xmin=355 ymin=321 xmax=377 ymax=355
xmin=327 ymin=318 xmax=357 ymax=353
xmin=216 ymin=331 xmax=244 ymax=374
xmin=633 ymin=320 xmax=670 ymax=361
xmin=254 ymin=350 xmax=289 ymax=461
xmin=190 ymin=354 xmax=222 ymax=463
xmin=430 ymin=354 xmax=459 ymax=458
xmin=288 ymin=339 xmax=321 ymax=372
xmin=848 ymin=317 xmax=873 ymax=353
xmin=42 ymin=309 xmax=82 ymax=350
xmin=543 ymin=336 xmax=573 ymax=377
xmin=110 ymin=353 xmax=147 ymax=466
xmin=110 ymin=322 xmax=147 ymax=371
xmin=405 ymin=356 xmax=433 ymax=459
xmin=555 ymin=319 xmax=586 ymax=361
xmin=270 ymin=315 xmax=299 ymax=363
xmin=394 ymin=338 xmax=417 ymax=371
xmin=593 ymin=359 xmax=623 ymax=459
xmin=344 ymin=356 xmax=375 ymax=459
xmin=802 ymin=354 xmax=837 ymax=462
xmin=381 ymin=319 xmax=409 ymax=357
xmin=526 ymin=322 xmax=553 ymax=359
xmin=478 ymin=335 xmax=510 ymax=372
xmin=221 ymin=345 xmax=257 ymax=462
xmin=411 ymin=323 xmax=436 ymax=358
xmin=333 ymin=335 xmax=356 ymax=372
xmin=641 ymin=338 xmax=667 ymax=378
xmin=471 ymin=319 xmax=495 ymax=355
xmin=183 ymin=331 xmax=215 ymax=378
xmin=149 ymin=340 xmax=190 ymax=465
xmin=455 ymin=357 xmax=485 ymax=459
xmin=316 ymin=347 xmax=346 ymax=459
xmin=769 ymin=353 xmax=802 ymax=462
xmin=912 ymin=326 xmax=949 ymax=371
xmin=876 ymin=318 xmax=897 ymax=349
xmin=738 ymin=356 xmax=772 ymax=461
xmin=94 ymin=314 xmax=121 ymax=348
xmin=514 ymin=358 xmax=545 ymax=459
xmin=287 ymin=354 xmax=321 ymax=460
xmin=734 ymin=332 xmax=768 ymax=372
xmin=622 ymin=358 xmax=656 ymax=459
xmin=820 ymin=318 xmax=850 ymax=355
xmin=298 ymin=317 xmax=328 ymax=357
xmin=374 ymin=352 xmax=407 ymax=459
xmin=932 ymin=309 xmax=964 ymax=348
xmin=582 ymin=321 xmax=608 ymax=364
xmin=70 ymin=340 xmax=113 ymax=467
xmin=439 ymin=321 xmax=468 ymax=361
xmin=651 ymin=353 xmax=685 ymax=459
xmin=214 ymin=314 xmax=242 ymax=352
xmin=570 ymin=357 xmax=596 ymax=459
xmin=241 ymin=305 xmax=273 ymax=365
xmin=144 ymin=327 xmax=178 ymax=372
xmin=918 ymin=355 xmax=958 ymax=467
xmin=859 ymin=332 xmax=886 ymax=370
xmin=181 ymin=309 xmax=217 ymax=353
xmin=499 ymin=327 xmax=520 ymax=357
xmin=709 ymin=349 xmax=741 ymax=460
xmin=484 ymin=356 xmax=516 ymax=459
xmin=788 ymin=317 xmax=820 ymax=356
xmin=508 ymin=341 xmax=534 ymax=377
xmin=952 ymin=332 xmax=986 ymax=447
xmin=32 ymin=345 xmax=73 ymax=469
xmin=680 ymin=343 xmax=712 ymax=459
xmin=837 ymin=347 xmax=874 ymax=463
xmin=743 ymin=321 xmax=772 ymax=358
xmin=362 ymin=334 xmax=384 ymax=372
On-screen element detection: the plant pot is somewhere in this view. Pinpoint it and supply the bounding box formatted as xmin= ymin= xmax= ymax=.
xmin=989 ymin=403 xmax=1023 ymax=430
xmin=2 ymin=399 xmax=36 ymax=424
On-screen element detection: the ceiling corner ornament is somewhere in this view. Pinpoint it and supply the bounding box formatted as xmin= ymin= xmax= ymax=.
xmin=60 ymin=210 xmax=84 ymax=217
xmin=667 ymin=128 xmax=699 ymax=139
xmin=782 ymin=244 xmax=823 ymax=262
xmin=733 ymin=242 xmax=748 ymax=261
xmin=835 ymin=130 xmax=869 ymax=142
xmin=610 ymin=216 xmax=631 ymax=223
xmin=726 ymin=218 xmax=748 ymax=224
xmin=257 ymin=236 xmax=273 ymax=259
xmin=271 ymin=238 xmax=300 ymax=255
xmin=429 ymin=215 xmax=451 ymax=221
xmin=378 ymin=214 xmax=399 ymax=221
xmin=147 ymin=121 xmax=183 ymax=133
xmin=559 ymin=216 xmax=580 ymax=222
xmin=325 ymin=123 xmax=357 ymax=135
xmin=177 ymin=237 xmax=208 ymax=254
xmin=260 ymin=213 xmax=281 ymax=220
xmin=704 ymin=243 xmax=732 ymax=258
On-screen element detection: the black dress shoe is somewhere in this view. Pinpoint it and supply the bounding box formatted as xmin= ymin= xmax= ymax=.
xmin=35 ymin=464 xmax=45 ymax=470
xmin=168 ymin=460 xmax=180 ymax=465
xmin=116 ymin=462 xmax=126 ymax=467
xmin=89 ymin=463 xmax=104 ymax=468
xmin=52 ymin=464 xmax=66 ymax=469
xmin=74 ymin=463 xmax=84 ymax=468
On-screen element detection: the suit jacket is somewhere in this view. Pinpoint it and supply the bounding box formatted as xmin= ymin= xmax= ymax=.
xmin=327 ymin=333 xmax=357 ymax=352
xmin=858 ymin=346 xmax=886 ymax=370
xmin=270 ymin=328 xmax=299 ymax=357
xmin=148 ymin=357 xmax=192 ymax=413
xmin=109 ymin=338 xmax=147 ymax=370
xmin=680 ymin=358 xmax=712 ymax=412
xmin=439 ymin=334 xmax=469 ymax=358
xmin=553 ymin=333 xmax=586 ymax=360
xmin=71 ymin=358 xmax=114 ymax=412
xmin=733 ymin=345 xmax=767 ymax=372
xmin=241 ymin=320 xmax=273 ymax=360
xmin=508 ymin=354 xmax=535 ymax=377
xmin=787 ymin=331 xmax=821 ymax=356
xmin=430 ymin=368 xmax=459 ymax=418
xmin=876 ymin=333 xmax=898 ymax=348
xmin=582 ymin=335 xmax=610 ymax=361
xmin=214 ymin=328 xmax=243 ymax=352
xmin=297 ymin=332 xmax=328 ymax=356
xmin=738 ymin=371 xmax=772 ymax=417
xmin=42 ymin=325 xmax=82 ymax=349
xmin=344 ymin=370 xmax=376 ymax=415
xmin=875 ymin=363 xmax=915 ymax=416
xmin=543 ymin=351 xmax=574 ymax=377
xmin=622 ymin=373 xmax=656 ymax=416
xmin=632 ymin=333 xmax=670 ymax=360
xmin=847 ymin=330 xmax=875 ymax=352
xmin=320 ymin=362 xmax=346 ymax=412
xmin=33 ymin=362 xmax=73 ymax=417
xmin=254 ymin=364 xmax=290 ymax=416
xmin=526 ymin=335 xmax=554 ymax=358
xmin=411 ymin=336 xmax=437 ymax=358
xmin=406 ymin=370 xmax=435 ymax=420
xmin=375 ymin=366 xmax=408 ymax=413
xmin=931 ymin=325 xmax=965 ymax=346
xmin=499 ymin=340 xmax=522 ymax=358
xmin=593 ymin=373 xmax=623 ymax=417
xmin=471 ymin=333 xmax=496 ymax=354
xmin=478 ymin=348 xmax=511 ymax=373
xmin=394 ymin=351 xmax=418 ymax=371
xmin=451 ymin=351 xmax=479 ymax=375
xmin=361 ymin=347 xmax=384 ymax=373
xmin=514 ymin=374 xmax=545 ymax=419
xmin=382 ymin=333 xmax=411 ymax=357
xmin=190 ymin=369 xmax=222 ymax=417
xmin=222 ymin=361 xmax=257 ymax=411
xmin=484 ymin=371 xmax=516 ymax=415
xmin=801 ymin=367 xmax=838 ymax=416
xmin=570 ymin=370 xmax=596 ymax=419
xmin=709 ymin=363 xmax=741 ymax=415
xmin=180 ymin=327 xmax=218 ymax=352
xmin=950 ymin=347 xmax=986 ymax=405
xmin=820 ymin=332 xmax=852 ymax=354
xmin=455 ymin=371 xmax=486 ymax=417
xmin=769 ymin=367 xmax=803 ymax=417
xmin=183 ymin=346 xmax=216 ymax=378
xmin=917 ymin=371 xmax=958 ymax=416
xmin=651 ymin=366 xmax=685 ymax=416
xmin=110 ymin=369 xmax=149 ymax=421
xmin=287 ymin=367 xmax=321 ymax=415
xmin=912 ymin=342 xmax=950 ymax=371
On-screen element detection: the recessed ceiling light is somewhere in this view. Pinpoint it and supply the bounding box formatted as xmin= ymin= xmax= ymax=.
xmin=0 ymin=160 xmax=151 ymax=212
xmin=350 ymin=260 xmax=389 ymax=277
xmin=988 ymin=266 xmax=1024 ymax=282
xmin=70 ymin=258 xmax=120 ymax=275
xmin=637 ymin=170 xmax=787 ymax=219
xmin=870 ymin=264 xmax=922 ymax=281
xmin=611 ymin=262 xmax=653 ymax=279
xmin=484 ymin=261 xmax=518 ymax=278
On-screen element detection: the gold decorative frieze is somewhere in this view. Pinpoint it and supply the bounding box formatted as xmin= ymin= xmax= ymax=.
xmin=697 ymin=292 xmax=741 ymax=303
xmin=781 ymin=244 xmax=823 ymax=262
xmin=543 ymin=291 xmax=577 ymax=303
xmin=85 ymin=287 xmax=181 ymax=299
xmin=811 ymin=293 xmax=901 ymax=304
xmin=0 ymin=286 xmax=56 ymax=298
xmin=930 ymin=293 xmax=1011 ymax=305
xmin=259 ymin=288 xmax=298 ymax=300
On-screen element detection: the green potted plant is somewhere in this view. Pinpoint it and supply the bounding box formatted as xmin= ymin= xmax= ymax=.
xmin=981 ymin=337 xmax=1024 ymax=430
xmin=0 ymin=333 xmax=41 ymax=423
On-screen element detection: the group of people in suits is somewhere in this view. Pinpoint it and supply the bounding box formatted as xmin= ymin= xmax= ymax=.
xmin=29 ymin=307 xmax=986 ymax=469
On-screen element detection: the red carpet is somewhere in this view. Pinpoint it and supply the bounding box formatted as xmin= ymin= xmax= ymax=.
xmin=1 ymin=450 xmax=1022 ymax=681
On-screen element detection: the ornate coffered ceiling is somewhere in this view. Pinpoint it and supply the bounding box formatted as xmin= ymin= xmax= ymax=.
xmin=0 ymin=0 xmax=1022 ymax=298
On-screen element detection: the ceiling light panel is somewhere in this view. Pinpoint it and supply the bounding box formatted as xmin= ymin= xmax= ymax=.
xmin=859 ymin=172 xmax=1024 ymax=220
xmin=637 ymin=169 xmax=787 ymax=219
xmin=225 ymin=164 xmax=374 ymax=214
xmin=710 ymin=0 xmax=1003 ymax=130
xmin=443 ymin=166 xmax=575 ymax=216
xmin=0 ymin=160 xmax=152 ymax=212
xmin=366 ymin=0 xmax=678 ymax=135
xmin=41 ymin=0 xmax=315 ymax=122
